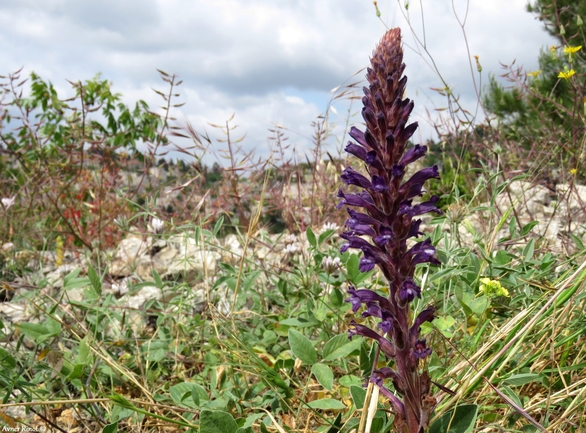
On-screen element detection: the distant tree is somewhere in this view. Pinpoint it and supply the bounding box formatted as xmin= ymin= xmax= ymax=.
xmin=482 ymin=0 xmax=585 ymax=181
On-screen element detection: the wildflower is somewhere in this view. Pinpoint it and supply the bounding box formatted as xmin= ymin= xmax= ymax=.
xmin=1 ymin=196 xmax=15 ymax=210
xmin=474 ymin=55 xmax=482 ymax=73
xmin=563 ymin=45 xmax=582 ymax=55
xmin=558 ymin=69 xmax=576 ymax=79
xmin=321 ymin=256 xmax=341 ymax=274
xmin=570 ymin=168 xmax=578 ymax=175
xmin=283 ymin=243 xmax=300 ymax=255
xmin=338 ymin=28 xmax=440 ymax=431
xmin=527 ymin=70 xmax=541 ymax=78
xmin=148 ymin=217 xmax=164 ymax=234
xmin=320 ymin=221 xmax=340 ymax=233
xmin=479 ymin=277 xmax=509 ymax=298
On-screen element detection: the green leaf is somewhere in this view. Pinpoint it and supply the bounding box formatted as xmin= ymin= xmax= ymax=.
xmin=102 ymin=422 xmax=118 ymax=433
xmin=429 ymin=404 xmax=478 ymax=433
xmin=17 ymin=318 xmax=62 ymax=343
xmin=501 ymin=385 xmax=523 ymax=408
xmin=0 ymin=347 xmax=16 ymax=369
xmin=311 ymin=363 xmax=334 ymax=391
xmin=77 ymin=336 xmax=91 ymax=365
xmin=288 ymin=329 xmax=317 ymax=365
xmin=306 ymin=226 xmax=317 ymax=248
xmin=200 ymin=410 xmax=239 ymax=433
xmin=433 ymin=315 xmax=456 ymax=338
xmin=307 ymin=398 xmax=346 ymax=410
xmin=312 ymin=302 xmax=328 ymax=322
xmin=329 ymin=288 xmax=343 ymax=307
xmin=280 ymin=317 xmax=319 ymax=327
xmin=63 ymin=268 xmax=90 ymax=291
xmin=318 ymin=229 xmax=335 ymax=246
xmin=339 ymin=375 xmax=362 ymax=388
xmin=523 ymin=239 xmax=535 ymax=261
xmin=520 ymin=221 xmax=538 ymax=237
xmin=569 ymin=233 xmax=584 ymax=250
xmin=87 ymin=264 xmax=102 ymax=296
xmin=169 ymin=382 xmax=199 ymax=408
xmin=502 ymin=373 xmax=543 ymax=387
xmin=346 ymin=253 xmax=360 ymax=282
xmin=350 ymin=385 xmax=366 ymax=408
xmin=152 ymin=269 xmax=163 ymax=288
xmin=323 ymin=334 xmax=362 ymax=361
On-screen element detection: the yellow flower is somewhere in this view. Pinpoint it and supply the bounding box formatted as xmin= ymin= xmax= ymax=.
xmin=479 ymin=278 xmax=509 ymax=298
xmin=564 ymin=45 xmax=582 ymax=54
xmin=570 ymin=168 xmax=578 ymax=175
xmin=527 ymin=70 xmax=541 ymax=77
xmin=558 ymin=69 xmax=576 ymax=79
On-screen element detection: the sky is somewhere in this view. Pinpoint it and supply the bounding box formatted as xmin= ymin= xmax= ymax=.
xmin=0 ymin=0 xmax=556 ymax=165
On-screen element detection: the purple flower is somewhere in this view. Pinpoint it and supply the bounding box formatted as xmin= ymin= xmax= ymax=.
xmin=362 ymin=303 xmax=395 ymax=334
xmin=407 ymin=238 xmax=441 ymax=267
xmin=346 ymin=286 xmax=393 ymax=312
xmin=412 ymin=339 xmax=432 ymax=359
xmin=341 ymin=167 xmax=373 ymax=190
xmin=399 ymin=144 xmax=427 ymax=166
xmin=399 ymin=165 xmax=440 ymax=199
xmin=348 ymin=320 xmax=396 ymax=358
xmin=374 ymin=225 xmax=393 ymax=246
xmin=399 ymin=278 xmax=421 ymax=303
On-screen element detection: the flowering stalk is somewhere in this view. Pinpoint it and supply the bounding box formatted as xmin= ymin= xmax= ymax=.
xmin=338 ymin=28 xmax=440 ymax=433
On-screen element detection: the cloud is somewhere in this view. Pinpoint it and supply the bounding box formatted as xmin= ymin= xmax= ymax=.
xmin=0 ymin=0 xmax=557 ymax=161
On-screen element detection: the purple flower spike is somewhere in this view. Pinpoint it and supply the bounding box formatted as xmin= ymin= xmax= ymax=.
xmin=337 ymin=28 xmax=440 ymax=430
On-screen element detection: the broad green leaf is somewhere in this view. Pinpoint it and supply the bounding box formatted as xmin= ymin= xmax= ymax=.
xmin=329 ymin=288 xmax=343 ymax=307
xmin=87 ymin=264 xmax=102 ymax=296
xmin=170 ymin=382 xmax=198 ymax=408
xmin=76 ymin=336 xmax=91 ymax=365
xmin=350 ymin=385 xmax=366 ymax=408
xmin=318 ymin=229 xmax=335 ymax=246
xmin=280 ymin=317 xmax=319 ymax=327
xmin=429 ymin=404 xmax=478 ymax=433
xmin=339 ymin=375 xmax=362 ymax=387
xmin=346 ymin=253 xmax=360 ymax=282
xmin=312 ymin=303 xmax=328 ymax=322
xmin=17 ymin=318 xmax=62 ymax=343
xmin=242 ymin=413 xmax=264 ymax=429
xmin=323 ymin=334 xmax=362 ymax=361
xmin=102 ymin=422 xmax=118 ymax=433
xmin=520 ymin=221 xmax=539 ymax=237
xmin=307 ymin=398 xmax=346 ymax=410
xmin=306 ymin=226 xmax=317 ymax=248
xmin=523 ymin=239 xmax=535 ymax=261
xmin=288 ymin=329 xmax=316 ymax=365
xmin=0 ymin=347 xmax=16 ymax=369
xmin=200 ymin=410 xmax=238 ymax=433
xmin=433 ymin=315 xmax=456 ymax=338
xmin=311 ymin=363 xmax=334 ymax=391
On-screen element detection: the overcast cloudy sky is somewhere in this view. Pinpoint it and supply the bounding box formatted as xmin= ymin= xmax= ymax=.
xmin=0 ymin=0 xmax=556 ymax=164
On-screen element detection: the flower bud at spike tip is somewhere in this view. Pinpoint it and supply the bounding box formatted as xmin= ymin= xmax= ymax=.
xmin=338 ymin=28 xmax=441 ymax=432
